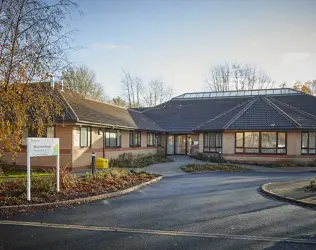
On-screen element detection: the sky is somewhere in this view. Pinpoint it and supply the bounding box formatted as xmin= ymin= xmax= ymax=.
xmin=66 ymin=0 xmax=316 ymax=98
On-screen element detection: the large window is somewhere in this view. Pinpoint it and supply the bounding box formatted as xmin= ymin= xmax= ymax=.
xmin=80 ymin=127 xmax=91 ymax=148
xmin=105 ymin=129 xmax=121 ymax=148
xmin=147 ymin=133 xmax=156 ymax=146
xmin=130 ymin=131 xmax=141 ymax=147
xmin=204 ymin=133 xmax=222 ymax=152
xmin=236 ymin=132 xmax=286 ymax=154
xmin=302 ymin=132 xmax=316 ymax=154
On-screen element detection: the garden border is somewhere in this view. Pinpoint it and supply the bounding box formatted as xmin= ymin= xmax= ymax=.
xmin=261 ymin=181 xmax=316 ymax=208
xmin=0 ymin=176 xmax=162 ymax=210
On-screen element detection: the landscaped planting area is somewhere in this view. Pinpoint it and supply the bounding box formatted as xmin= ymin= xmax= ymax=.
xmin=0 ymin=167 xmax=158 ymax=207
xmin=109 ymin=151 xmax=172 ymax=168
xmin=181 ymin=163 xmax=249 ymax=173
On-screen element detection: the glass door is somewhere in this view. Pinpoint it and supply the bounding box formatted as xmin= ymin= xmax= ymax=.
xmin=175 ymin=135 xmax=186 ymax=154
xmin=167 ymin=135 xmax=174 ymax=154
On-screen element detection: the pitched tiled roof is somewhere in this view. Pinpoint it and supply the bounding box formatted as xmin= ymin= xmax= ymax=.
xmin=59 ymin=90 xmax=163 ymax=131
xmin=226 ymin=97 xmax=297 ymax=130
xmin=142 ymin=97 xmax=253 ymax=132
xmin=59 ymin=88 xmax=316 ymax=133
xmin=140 ymin=90 xmax=316 ymax=132
xmin=128 ymin=109 xmax=164 ymax=132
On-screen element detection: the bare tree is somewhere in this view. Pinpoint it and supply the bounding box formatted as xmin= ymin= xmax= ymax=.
xmin=62 ymin=65 xmax=105 ymax=101
xmin=205 ymin=62 xmax=274 ymax=91
xmin=143 ymin=79 xmax=174 ymax=107
xmin=121 ymin=70 xmax=143 ymax=108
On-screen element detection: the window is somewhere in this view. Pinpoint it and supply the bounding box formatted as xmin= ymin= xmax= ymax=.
xmin=130 ymin=131 xmax=141 ymax=147
xmin=105 ymin=129 xmax=121 ymax=148
xmin=21 ymin=126 xmax=55 ymax=145
xmin=302 ymin=132 xmax=316 ymax=154
xmin=203 ymin=133 xmax=222 ymax=152
xmin=157 ymin=134 xmax=162 ymax=146
xmin=147 ymin=133 xmax=156 ymax=146
xmin=80 ymin=127 xmax=91 ymax=147
xmin=235 ymin=132 xmax=286 ymax=154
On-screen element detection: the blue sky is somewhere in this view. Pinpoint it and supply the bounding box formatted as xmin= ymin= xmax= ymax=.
xmin=67 ymin=0 xmax=316 ymax=97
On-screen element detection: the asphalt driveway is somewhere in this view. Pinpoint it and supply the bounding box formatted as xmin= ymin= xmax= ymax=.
xmin=1 ymin=171 xmax=316 ymax=250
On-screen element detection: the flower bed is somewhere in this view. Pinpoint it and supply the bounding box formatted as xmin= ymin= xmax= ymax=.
xmin=0 ymin=168 xmax=158 ymax=207
xmin=181 ymin=163 xmax=248 ymax=173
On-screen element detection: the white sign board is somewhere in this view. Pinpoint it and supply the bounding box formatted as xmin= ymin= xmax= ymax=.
xmin=28 ymin=138 xmax=59 ymax=157
xmin=74 ymin=132 xmax=79 ymax=147
xmin=27 ymin=138 xmax=60 ymax=201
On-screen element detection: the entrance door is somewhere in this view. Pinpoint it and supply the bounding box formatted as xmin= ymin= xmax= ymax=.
xmin=167 ymin=135 xmax=174 ymax=155
xmin=175 ymin=135 xmax=186 ymax=154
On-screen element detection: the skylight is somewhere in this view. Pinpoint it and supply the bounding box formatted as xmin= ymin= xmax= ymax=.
xmin=172 ymin=88 xmax=302 ymax=100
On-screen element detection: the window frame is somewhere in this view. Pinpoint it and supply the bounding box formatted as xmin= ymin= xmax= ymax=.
xmin=80 ymin=126 xmax=91 ymax=148
xmin=129 ymin=131 xmax=141 ymax=147
xmin=235 ymin=131 xmax=287 ymax=155
xmin=156 ymin=134 xmax=162 ymax=146
xmin=147 ymin=133 xmax=156 ymax=147
xmin=104 ymin=129 xmax=121 ymax=148
xmin=301 ymin=132 xmax=316 ymax=155
xmin=203 ymin=132 xmax=222 ymax=153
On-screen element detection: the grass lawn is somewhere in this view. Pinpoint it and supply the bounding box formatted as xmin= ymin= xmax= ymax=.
xmin=0 ymin=170 xmax=51 ymax=179
xmin=181 ymin=163 xmax=249 ymax=173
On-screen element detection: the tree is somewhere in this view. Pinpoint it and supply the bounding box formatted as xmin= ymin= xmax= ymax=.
xmin=111 ymin=96 xmax=127 ymax=107
xmin=121 ymin=70 xmax=143 ymax=108
xmin=0 ymin=0 xmax=77 ymax=156
xmin=293 ymin=81 xmax=316 ymax=95
xmin=205 ymin=62 xmax=274 ymax=91
xmin=143 ymin=79 xmax=174 ymax=107
xmin=62 ymin=65 xmax=105 ymax=101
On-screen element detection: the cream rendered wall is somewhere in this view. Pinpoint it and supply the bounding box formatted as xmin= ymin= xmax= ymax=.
xmin=141 ymin=132 xmax=147 ymax=147
xmin=121 ymin=130 xmax=129 ymax=147
xmin=222 ymin=132 xmax=235 ymax=154
xmin=287 ymin=131 xmax=301 ymax=155
xmin=198 ymin=133 xmax=203 ymax=153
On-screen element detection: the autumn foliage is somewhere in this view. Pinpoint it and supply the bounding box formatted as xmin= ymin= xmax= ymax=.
xmin=0 ymin=0 xmax=77 ymax=157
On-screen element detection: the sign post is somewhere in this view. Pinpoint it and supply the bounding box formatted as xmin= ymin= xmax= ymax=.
xmin=26 ymin=138 xmax=60 ymax=201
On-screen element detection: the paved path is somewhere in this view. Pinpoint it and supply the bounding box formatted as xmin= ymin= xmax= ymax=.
xmin=142 ymin=155 xmax=206 ymax=176
xmin=1 ymin=171 xmax=316 ymax=250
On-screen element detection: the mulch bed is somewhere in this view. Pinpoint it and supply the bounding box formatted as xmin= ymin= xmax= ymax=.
xmin=181 ymin=164 xmax=249 ymax=173
xmin=0 ymin=171 xmax=158 ymax=216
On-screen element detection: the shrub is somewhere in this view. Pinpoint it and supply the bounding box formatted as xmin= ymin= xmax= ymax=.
xmin=109 ymin=152 xmax=171 ymax=168
xmin=49 ymin=165 xmax=78 ymax=190
xmin=193 ymin=153 xmax=223 ymax=163
xmin=84 ymin=168 xmax=129 ymax=181
xmin=310 ymin=177 xmax=316 ymax=191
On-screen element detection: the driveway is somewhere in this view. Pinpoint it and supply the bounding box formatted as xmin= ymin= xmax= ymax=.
xmin=143 ymin=155 xmax=207 ymax=176
xmin=1 ymin=171 xmax=316 ymax=250
xmin=142 ymin=156 xmax=316 ymax=176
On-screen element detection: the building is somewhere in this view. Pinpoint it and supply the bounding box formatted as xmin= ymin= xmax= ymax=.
xmin=2 ymin=88 xmax=316 ymax=170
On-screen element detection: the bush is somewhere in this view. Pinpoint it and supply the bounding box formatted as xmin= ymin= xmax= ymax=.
xmin=310 ymin=177 xmax=316 ymax=191
xmin=49 ymin=165 xmax=78 ymax=190
xmin=109 ymin=151 xmax=171 ymax=168
xmin=84 ymin=168 xmax=129 ymax=181
xmin=193 ymin=153 xmax=223 ymax=163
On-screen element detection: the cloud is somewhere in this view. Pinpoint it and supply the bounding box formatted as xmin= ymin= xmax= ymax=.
xmin=281 ymin=52 xmax=312 ymax=64
xmin=90 ymin=43 xmax=130 ymax=51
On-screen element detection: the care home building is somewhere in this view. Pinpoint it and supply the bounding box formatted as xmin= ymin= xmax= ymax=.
xmin=3 ymin=87 xmax=316 ymax=170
